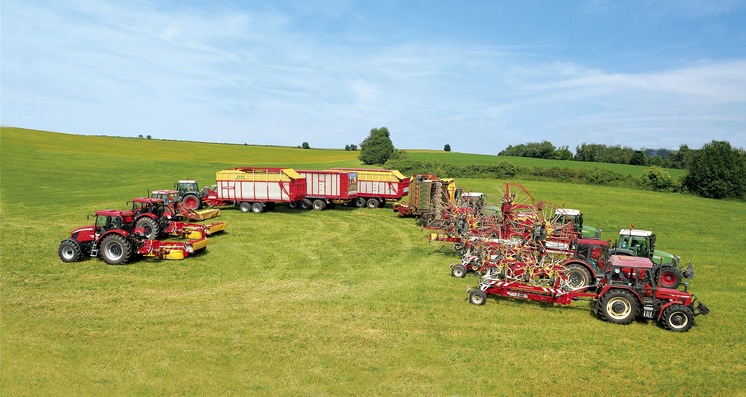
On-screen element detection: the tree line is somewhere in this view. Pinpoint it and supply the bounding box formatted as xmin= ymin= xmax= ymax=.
xmin=498 ymin=141 xmax=696 ymax=169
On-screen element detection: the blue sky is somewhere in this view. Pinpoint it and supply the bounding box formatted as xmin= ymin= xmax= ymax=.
xmin=2 ymin=0 xmax=745 ymax=154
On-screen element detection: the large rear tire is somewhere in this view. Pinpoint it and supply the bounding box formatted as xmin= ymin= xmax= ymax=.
xmin=564 ymin=264 xmax=592 ymax=289
xmin=656 ymin=266 xmax=682 ymax=289
xmin=100 ymin=234 xmax=133 ymax=265
xmin=182 ymin=194 xmax=201 ymax=210
xmin=661 ymin=304 xmax=694 ymax=332
xmin=136 ymin=217 xmax=161 ymax=240
xmin=598 ymin=289 xmax=638 ymax=325
xmin=59 ymin=239 xmax=83 ymax=262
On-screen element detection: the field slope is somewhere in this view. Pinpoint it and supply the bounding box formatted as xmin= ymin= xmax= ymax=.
xmin=1 ymin=127 xmax=744 ymax=396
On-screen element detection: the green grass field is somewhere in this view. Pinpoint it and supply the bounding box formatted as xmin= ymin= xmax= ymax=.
xmin=1 ymin=127 xmax=744 ymax=396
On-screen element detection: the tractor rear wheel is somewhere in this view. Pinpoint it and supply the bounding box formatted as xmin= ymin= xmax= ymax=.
xmin=656 ymin=266 xmax=682 ymax=289
xmin=312 ymin=199 xmax=327 ymax=211
xmin=136 ymin=217 xmax=161 ymax=240
xmin=251 ymin=203 xmax=264 ymax=213
xmin=366 ymin=198 xmax=380 ymax=208
xmin=564 ymin=264 xmax=592 ymax=289
xmin=599 ymin=289 xmax=638 ymax=325
xmin=182 ymin=194 xmax=201 ymax=210
xmin=451 ymin=264 xmax=467 ymax=278
xmin=59 ymin=239 xmax=83 ymax=262
xmin=100 ymin=234 xmax=133 ymax=265
xmin=661 ymin=304 xmax=694 ymax=332
xmin=469 ymin=290 xmax=487 ymax=305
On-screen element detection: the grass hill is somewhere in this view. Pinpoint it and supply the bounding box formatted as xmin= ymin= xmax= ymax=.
xmin=1 ymin=127 xmax=744 ymax=396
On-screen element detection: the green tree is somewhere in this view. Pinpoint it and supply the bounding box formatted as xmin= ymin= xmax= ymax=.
xmin=629 ymin=150 xmax=646 ymax=165
xmin=350 ymin=144 xmax=358 ymax=151
xmin=302 ymin=142 xmax=310 ymax=149
xmin=444 ymin=144 xmax=451 ymax=152
xmin=345 ymin=145 xmax=351 ymax=151
xmin=683 ymin=140 xmax=746 ymax=199
xmin=639 ymin=166 xmax=674 ymax=191
xmin=359 ymin=127 xmax=395 ymax=164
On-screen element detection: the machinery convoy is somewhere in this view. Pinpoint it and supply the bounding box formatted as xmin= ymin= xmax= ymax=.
xmin=57 ymin=166 xmax=708 ymax=332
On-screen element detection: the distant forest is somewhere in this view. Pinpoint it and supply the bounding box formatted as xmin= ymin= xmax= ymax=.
xmin=498 ymin=141 xmax=695 ymax=169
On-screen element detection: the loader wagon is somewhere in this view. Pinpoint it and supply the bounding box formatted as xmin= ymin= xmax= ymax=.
xmin=330 ymin=168 xmax=409 ymax=208
xmin=203 ymin=167 xmax=307 ymax=213
xmin=295 ymin=170 xmax=358 ymax=210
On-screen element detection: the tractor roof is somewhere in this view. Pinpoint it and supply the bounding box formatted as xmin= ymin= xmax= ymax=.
xmin=619 ymin=229 xmax=653 ymax=237
xmin=610 ymin=255 xmax=653 ymax=269
xmin=556 ymin=208 xmax=581 ymax=216
xmin=95 ymin=209 xmax=139 ymax=217
xmin=177 ymin=180 xmax=198 ymax=183
xmin=152 ymin=189 xmax=178 ymax=195
xmin=577 ymin=238 xmax=609 ymax=247
xmin=132 ymin=197 xmax=164 ymax=203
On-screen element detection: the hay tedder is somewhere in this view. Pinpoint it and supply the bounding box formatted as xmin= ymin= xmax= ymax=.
xmin=468 ymin=254 xmax=709 ymax=332
xmin=58 ymin=209 xmax=208 ymax=265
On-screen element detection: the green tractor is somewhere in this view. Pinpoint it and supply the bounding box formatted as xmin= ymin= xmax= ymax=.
xmin=610 ymin=228 xmax=693 ymax=289
xmin=555 ymin=208 xmax=601 ymax=238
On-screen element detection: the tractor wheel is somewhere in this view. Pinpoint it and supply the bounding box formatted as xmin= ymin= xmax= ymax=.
xmin=251 ymin=203 xmax=264 ymax=213
xmin=312 ymin=199 xmax=327 ymax=211
xmin=300 ymin=199 xmax=313 ymax=210
xmin=661 ymin=304 xmax=694 ymax=332
xmin=354 ymin=197 xmax=367 ymax=208
xmin=598 ymin=289 xmax=638 ymax=325
xmin=656 ymin=266 xmax=682 ymax=289
xmin=58 ymin=239 xmax=83 ymax=262
xmin=136 ymin=217 xmax=161 ymax=240
xmin=564 ymin=264 xmax=592 ymax=289
xmin=366 ymin=198 xmax=380 ymax=208
xmin=451 ymin=264 xmax=467 ymax=278
xmin=182 ymin=194 xmax=201 ymax=210
xmin=100 ymin=234 xmax=133 ymax=265
xmin=469 ymin=290 xmax=487 ymax=305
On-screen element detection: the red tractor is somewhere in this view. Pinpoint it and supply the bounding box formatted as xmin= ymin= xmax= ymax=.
xmin=58 ymin=209 xmax=208 ymax=265
xmin=467 ymin=254 xmax=709 ymax=332
xmin=130 ymin=197 xmax=226 ymax=239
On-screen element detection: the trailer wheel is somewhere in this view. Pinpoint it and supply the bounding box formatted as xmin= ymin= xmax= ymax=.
xmin=661 ymin=304 xmax=694 ymax=332
xmin=469 ymin=290 xmax=487 ymax=305
xmin=300 ymin=199 xmax=313 ymax=210
xmin=288 ymin=201 xmax=298 ymax=209
xmin=100 ymin=234 xmax=133 ymax=265
xmin=656 ymin=266 xmax=682 ymax=289
xmin=312 ymin=199 xmax=327 ymax=211
xmin=182 ymin=194 xmax=201 ymax=210
xmin=136 ymin=217 xmax=161 ymax=240
xmin=451 ymin=264 xmax=467 ymax=278
xmin=59 ymin=239 xmax=83 ymax=262
xmin=354 ymin=197 xmax=367 ymax=207
xmin=251 ymin=203 xmax=264 ymax=213
xmin=599 ymin=289 xmax=638 ymax=325
xmin=367 ymin=198 xmax=380 ymax=208
xmin=564 ymin=264 xmax=592 ymax=289
xmin=239 ymin=202 xmax=252 ymax=212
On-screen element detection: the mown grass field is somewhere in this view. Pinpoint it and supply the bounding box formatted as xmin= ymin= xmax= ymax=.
xmin=1 ymin=127 xmax=744 ymax=396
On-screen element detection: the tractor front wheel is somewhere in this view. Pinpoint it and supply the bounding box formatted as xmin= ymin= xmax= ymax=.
xmin=136 ymin=217 xmax=161 ymax=240
xmin=599 ymin=289 xmax=638 ymax=325
xmin=656 ymin=266 xmax=682 ymax=289
xmin=59 ymin=239 xmax=83 ymax=262
xmin=469 ymin=290 xmax=487 ymax=305
xmin=451 ymin=264 xmax=467 ymax=278
xmin=100 ymin=234 xmax=133 ymax=265
xmin=661 ymin=304 xmax=694 ymax=332
xmin=564 ymin=264 xmax=592 ymax=289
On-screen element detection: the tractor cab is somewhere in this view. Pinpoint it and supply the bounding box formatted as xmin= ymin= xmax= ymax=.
xmin=456 ymin=192 xmax=484 ymax=212
xmin=175 ymin=180 xmax=200 ymax=196
xmin=617 ymin=229 xmax=655 ymax=258
xmin=572 ymin=238 xmax=609 ymax=274
xmin=94 ymin=209 xmax=137 ymax=236
xmin=555 ymin=208 xmax=601 ymax=238
xmin=151 ymin=190 xmax=180 ymax=205
xmin=131 ymin=197 xmax=167 ymax=218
